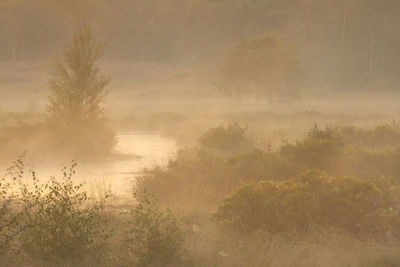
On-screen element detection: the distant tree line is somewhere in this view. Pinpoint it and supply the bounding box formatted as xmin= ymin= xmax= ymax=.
xmin=1 ymin=0 xmax=400 ymax=91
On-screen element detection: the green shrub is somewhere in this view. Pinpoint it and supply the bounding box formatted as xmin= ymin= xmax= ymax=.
xmin=306 ymin=123 xmax=400 ymax=151
xmin=16 ymin=161 xmax=108 ymax=262
xmin=278 ymin=123 xmax=400 ymax=179
xmin=136 ymin=123 xmax=400 ymax=217
xmin=338 ymin=123 xmax=400 ymax=150
xmin=308 ymin=123 xmax=339 ymax=141
xmin=214 ymin=169 xmax=400 ymax=236
xmin=123 ymin=191 xmax=185 ymax=266
xmin=0 ymin=159 xmax=20 ymax=255
xmin=198 ymin=122 xmax=255 ymax=155
xmin=226 ymin=149 xmax=295 ymax=182
xmin=280 ymin=124 xmax=344 ymax=172
xmin=0 ymin=179 xmax=12 ymax=254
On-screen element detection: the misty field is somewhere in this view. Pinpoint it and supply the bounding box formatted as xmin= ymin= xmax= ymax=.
xmin=3 ymin=1 xmax=400 ymax=267
xmin=2 ymin=60 xmax=400 ymax=266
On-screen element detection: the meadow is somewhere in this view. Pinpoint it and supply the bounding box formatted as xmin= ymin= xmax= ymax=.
xmin=1 ymin=56 xmax=400 ymax=267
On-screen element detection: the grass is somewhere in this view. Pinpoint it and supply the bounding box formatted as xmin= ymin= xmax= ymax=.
xmin=2 ymin=122 xmax=400 ymax=266
xmin=2 ymin=61 xmax=400 ymax=266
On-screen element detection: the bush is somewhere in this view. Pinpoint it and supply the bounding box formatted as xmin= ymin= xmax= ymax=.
xmin=338 ymin=123 xmax=400 ymax=150
xmin=16 ymin=161 xmax=108 ymax=262
xmin=278 ymin=123 xmax=400 ymax=179
xmin=198 ymin=122 xmax=255 ymax=155
xmin=123 ymin=191 xmax=185 ymax=266
xmin=136 ymin=145 xmax=258 ymax=212
xmin=226 ymin=149 xmax=295 ymax=182
xmin=214 ymin=169 xmax=400 ymax=237
xmin=0 ymin=159 xmax=20 ymax=255
xmin=136 ymin=122 xmax=400 ymax=217
xmin=279 ymin=124 xmax=344 ymax=172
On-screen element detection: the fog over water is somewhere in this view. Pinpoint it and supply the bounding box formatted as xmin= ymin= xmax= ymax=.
xmin=3 ymin=1 xmax=400 ymax=266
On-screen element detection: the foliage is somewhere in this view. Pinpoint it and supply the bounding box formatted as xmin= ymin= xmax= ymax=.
xmin=136 ymin=149 xmax=250 ymax=212
xmin=214 ymin=169 xmax=400 ymax=236
xmin=46 ymin=25 xmax=116 ymax=158
xmin=226 ymin=149 xmax=294 ymax=182
xmin=48 ymin=26 xmax=109 ymax=127
xmin=3 ymin=0 xmax=400 ymax=92
xmin=279 ymin=123 xmax=400 ymax=178
xmin=123 ymin=191 xmax=185 ymax=266
xmin=279 ymin=125 xmax=344 ymax=172
xmin=2 ymin=118 xmax=400 ymax=266
xmin=218 ymin=33 xmax=304 ymax=103
xmin=198 ymin=122 xmax=255 ymax=155
xmin=135 ymin=122 xmax=258 ymax=211
xmin=338 ymin=122 xmax=400 ymax=150
xmin=0 ymin=159 xmax=20 ymax=254
xmin=136 ymin=122 xmax=400 ymax=216
xmin=15 ymin=160 xmax=108 ymax=262
xmin=304 ymin=122 xmax=400 ymax=151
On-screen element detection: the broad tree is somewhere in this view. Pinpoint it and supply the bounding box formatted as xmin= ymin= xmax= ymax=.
xmin=218 ymin=33 xmax=305 ymax=104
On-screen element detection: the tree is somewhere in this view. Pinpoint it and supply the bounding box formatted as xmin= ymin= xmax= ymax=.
xmin=47 ymin=26 xmax=109 ymax=127
xmin=47 ymin=26 xmax=115 ymax=157
xmin=218 ymin=33 xmax=305 ymax=104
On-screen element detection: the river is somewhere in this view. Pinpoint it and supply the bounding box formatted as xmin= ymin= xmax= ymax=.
xmin=82 ymin=133 xmax=178 ymax=198
xmin=10 ymin=133 xmax=178 ymax=200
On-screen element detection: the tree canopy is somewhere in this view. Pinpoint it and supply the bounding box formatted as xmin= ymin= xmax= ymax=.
xmin=219 ymin=33 xmax=305 ymax=103
xmin=46 ymin=26 xmax=115 ymax=157
xmin=47 ymin=26 xmax=109 ymax=127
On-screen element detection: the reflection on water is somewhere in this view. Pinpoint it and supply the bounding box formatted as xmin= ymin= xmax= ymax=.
xmin=82 ymin=133 xmax=178 ymax=198
xmin=6 ymin=133 xmax=178 ymax=199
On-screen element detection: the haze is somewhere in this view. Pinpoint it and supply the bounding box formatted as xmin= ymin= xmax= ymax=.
xmin=1 ymin=1 xmax=400 ymax=266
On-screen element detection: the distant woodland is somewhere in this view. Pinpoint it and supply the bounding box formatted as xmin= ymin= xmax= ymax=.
xmin=1 ymin=0 xmax=400 ymax=92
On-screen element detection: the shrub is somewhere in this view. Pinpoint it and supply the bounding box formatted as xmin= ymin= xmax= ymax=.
xmin=226 ymin=149 xmax=295 ymax=182
xmin=306 ymin=123 xmax=400 ymax=151
xmin=338 ymin=123 xmax=400 ymax=150
xmin=278 ymin=123 xmax=400 ymax=179
xmin=136 ymin=122 xmax=400 ymax=218
xmin=198 ymin=122 xmax=255 ymax=155
xmin=123 ymin=191 xmax=185 ymax=266
xmin=16 ymin=161 xmax=108 ymax=262
xmin=0 ymin=159 xmax=20 ymax=255
xmin=280 ymin=124 xmax=344 ymax=172
xmin=136 ymin=146 xmax=251 ymax=211
xmin=135 ymin=123 xmax=259 ymax=209
xmin=214 ymin=169 xmax=400 ymax=237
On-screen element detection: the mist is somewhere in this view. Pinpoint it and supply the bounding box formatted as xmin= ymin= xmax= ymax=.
xmin=1 ymin=1 xmax=400 ymax=266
